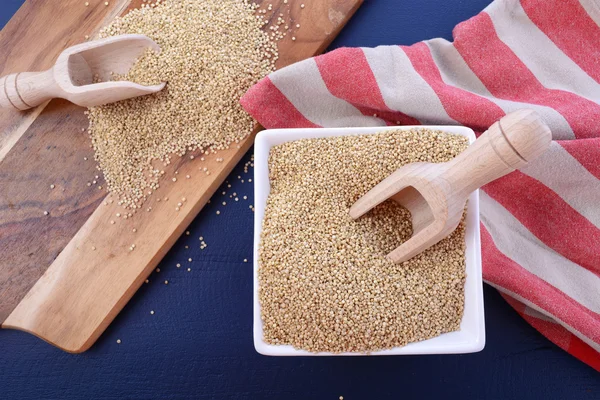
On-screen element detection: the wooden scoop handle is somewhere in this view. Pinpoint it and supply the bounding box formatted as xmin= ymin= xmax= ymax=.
xmin=0 ymin=70 xmax=59 ymax=111
xmin=445 ymin=109 xmax=551 ymax=195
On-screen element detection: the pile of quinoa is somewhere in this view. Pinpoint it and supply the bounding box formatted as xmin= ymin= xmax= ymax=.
xmin=258 ymin=128 xmax=470 ymax=353
xmin=87 ymin=0 xmax=278 ymax=209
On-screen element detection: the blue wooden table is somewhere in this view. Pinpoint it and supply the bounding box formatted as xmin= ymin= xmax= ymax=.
xmin=0 ymin=1 xmax=598 ymax=399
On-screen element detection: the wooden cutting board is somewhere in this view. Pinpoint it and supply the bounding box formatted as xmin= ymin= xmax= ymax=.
xmin=0 ymin=0 xmax=362 ymax=352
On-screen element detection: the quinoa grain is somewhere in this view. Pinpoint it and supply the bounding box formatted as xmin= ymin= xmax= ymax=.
xmin=258 ymin=129 xmax=469 ymax=353
xmin=87 ymin=0 xmax=277 ymax=209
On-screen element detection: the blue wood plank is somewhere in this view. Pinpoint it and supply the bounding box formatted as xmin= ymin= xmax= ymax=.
xmin=0 ymin=0 xmax=22 ymax=28
xmin=0 ymin=1 xmax=598 ymax=399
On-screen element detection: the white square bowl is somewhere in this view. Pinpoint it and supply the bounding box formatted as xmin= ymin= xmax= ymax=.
xmin=253 ymin=126 xmax=485 ymax=356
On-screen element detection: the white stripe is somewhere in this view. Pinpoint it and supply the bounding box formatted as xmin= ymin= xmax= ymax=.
xmin=488 ymin=283 xmax=600 ymax=351
xmin=269 ymin=58 xmax=386 ymax=128
xmin=425 ymin=39 xmax=576 ymax=140
xmin=480 ymin=192 xmax=600 ymax=313
xmin=487 ymin=102 xmax=575 ymax=140
xmin=523 ymin=305 xmax=555 ymax=322
xmin=426 ymin=39 xmax=493 ymax=97
xmin=485 ymin=0 xmax=600 ymax=102
xmin=579 ymin=0 xmax=600 ymax=27
xmin=520 ymin=142 xmax=600 ymax=228
xmin=362 ymin=45 xmax=457 ymax=125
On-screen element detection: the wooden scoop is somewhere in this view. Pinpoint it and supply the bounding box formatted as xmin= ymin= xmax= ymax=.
xmin=0 ymin=34 xmax=165 ymax=110
xmin=349 ymin=109 xmax=552 ymax=263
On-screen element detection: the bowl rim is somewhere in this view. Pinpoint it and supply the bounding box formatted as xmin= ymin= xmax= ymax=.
xmin=253 ymin=125 xmax=486 ymax=356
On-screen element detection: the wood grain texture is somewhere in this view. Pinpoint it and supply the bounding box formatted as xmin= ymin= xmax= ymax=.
xmin=0 ymin=0 xmax=132 ymax=324
xmin=0 ymin=100 xmax=101 ymax=323
xmin=0 ymin=0 xmax=132 ymax=159
xmin=0 ymin=0 xmax=362 ymax=352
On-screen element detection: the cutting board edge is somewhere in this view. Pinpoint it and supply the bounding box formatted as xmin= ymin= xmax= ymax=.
xmin=2 ymin=130 xmax=258 ymax=353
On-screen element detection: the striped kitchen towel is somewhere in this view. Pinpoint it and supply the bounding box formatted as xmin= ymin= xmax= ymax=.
xmin=241 ymin=0 xmax=600 ymax=370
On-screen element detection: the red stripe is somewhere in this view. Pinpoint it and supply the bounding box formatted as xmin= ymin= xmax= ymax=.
xmin=500 ymin=292 xmax=527 ymax=313
xmin=568 ymin=334 xmax=600 ymax=372
xmin=558 ymin=138 xmax=600 ymax=180
xmin=500 ymin=293 xmax=569 ymax=346
xmin=523 ymin=313 xmax=573 ymax=349
xmin=401 ymin=43 xmax=505 ymax=132
xmin=519 ymin=308 xmax=572 ymax=349
xmin=314 ymin=48 xmax=420 ymax=126
xmin=240 ymin=77 xmax=320 ymax=129
xmin=483 ymin=171 xmax=600 ymax=276
xmin=481 ymin=225 xmax=600 ymax=345
xmin=453 ymin=12 xmax=600 ymax=139
xmin=521 ymin=0 xmax=600 ymax=84
xmin=499 ymin=293 xmax=600 ymax=371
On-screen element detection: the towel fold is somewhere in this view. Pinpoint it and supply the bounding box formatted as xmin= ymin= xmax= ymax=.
xmin=241 ymin=0 xmax=600 ymax=370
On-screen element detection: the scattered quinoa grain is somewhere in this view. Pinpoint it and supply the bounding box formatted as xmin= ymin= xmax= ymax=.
xmin=87 ymin=0 xmax=278 ymax=209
